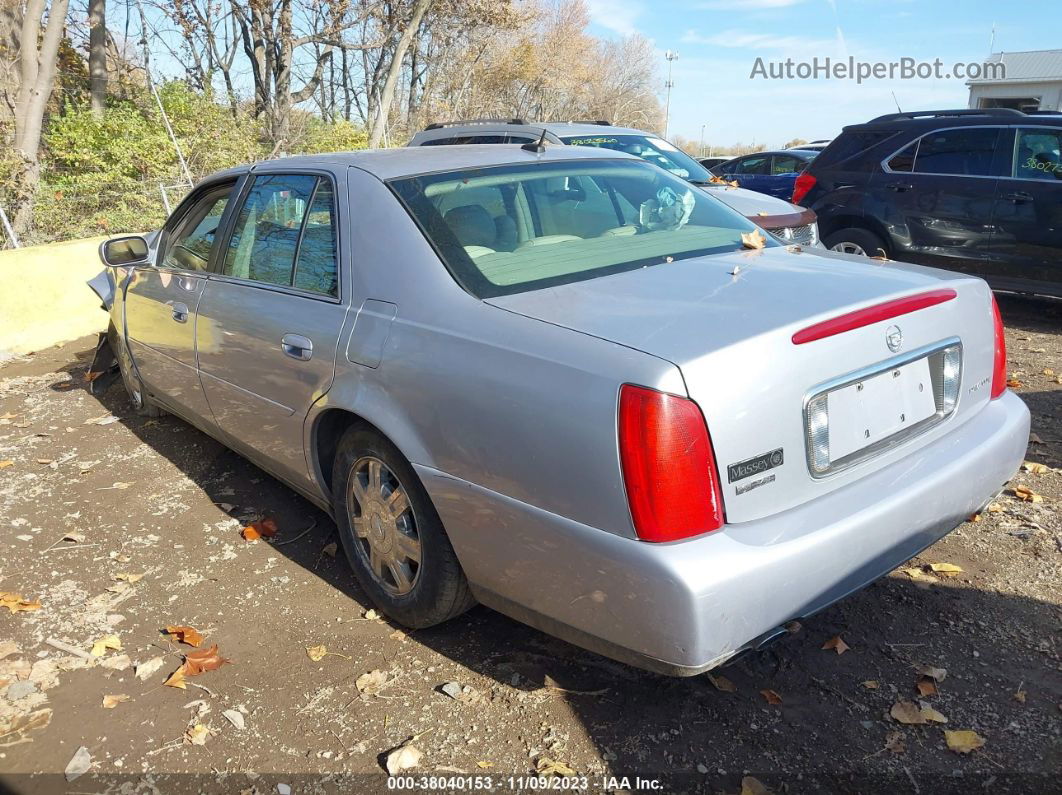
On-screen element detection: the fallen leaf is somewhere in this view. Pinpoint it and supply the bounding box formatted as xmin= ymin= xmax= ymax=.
xmin=65 ymin=745 xmax=92 ymax=781
xmin=986 ymin=502 xmax=1003 ymax=513
xmin=0 ymin=460 xmax=13 ymax=469
xmin=902 ymin=567 xmax=924 ymax=579
xmin=385 ymin=745 xmax=422 ymax=775
xmin=760 ymin=689 xmax=782 ymax=705
xmin=164 ymin=667 xmax=187 ymax=689
xmin=135 ymin=655 xmax=165 ymax=681
xmin=890 ymin=700 xmax=927 ymax=725
xmin=1030 ymin=433 xmax=1044 ymax=445
xmin=1022 ymin=461 xmax=1049 ymax=474
xmin=706 ymin=672 xmax=737 ymax=692
xmin=741 ymin=230 xmax=766 ymax=250
xmin=916 ymin=677 xmax=938 ymax=697
xmin=944 ymin=729 xmax=985 ymax=754
xmin=322 ymin=542 xmax=338 ymax=557
xmin=102 ymin=694 xmax=129 ymax=709
xmin=306 ymin=644 xmax=327 ymax=662
xmin=1043 ymin=368 xmax=1055 ymax=377
xmin=884 ymin=731 xmax=906 ymax=754
xmin=0 ymin=593 xmax=42 ymax=614
xmin=822 ymin=635 xmax=850 ymax=655
xmin=240 ymin=526 xmax=261 ymax=541
xmin=927 ymin=563 xmax=963 ymax=576
xmin=364 ymin=608 xmax=380 ymax=620
xmin=182 ymin=644 xmax=231 ymax=676
xmin=1006 ymin=379 xmax=1023 ymax=389
xmin=920 ymin=704 xmax=948 ymax=723
xmin=740 ymin=776 xmax=772 ymax=795
xmin=356 ymin=669 xmax=388 ymax=693
xmin=536 ymin=756 xmax=577 ymax=777
xmin=1013 ymin=485 xmax=1044 ymax=503
xmin=862 ymin=680 xmax=880 ymax=690
xmin=222 ymin=709 xmax=245 ymax=730
xmin=63 ymin=530 xmax=86 ymax=543
xmin=476 ymin=761 xmax=492 ymax=769
xmin=164 ymin=625 xmax=204 ymax=647
xmin=185 ymin=723 xmax=210 ymax=745
xmin=916 ymin=665 xmax=947 ymax=683
xmin=1014 ymin=689 xmax=1027 ymax=704
xmin=240 ymin=518 xmax=278 ymax=541
xmin=90 ymin=635 xmax=121 ymax=657
xmin=114 ymin=572 xmax=144 ymax=584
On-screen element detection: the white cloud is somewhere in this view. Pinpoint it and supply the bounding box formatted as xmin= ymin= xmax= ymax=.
xmin=682 ymin=28 xmax=836 ymax=52
xmin=696 ymin=0 xmax=806 ymax=8
xmin=586 ymin=0 xmax=644 ymax=37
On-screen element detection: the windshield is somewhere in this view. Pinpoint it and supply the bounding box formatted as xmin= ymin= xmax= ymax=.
xmin=389 ymin=159 xmax=772 ymax=298
xmin=560 ymin=134 xmax=714 ymax=183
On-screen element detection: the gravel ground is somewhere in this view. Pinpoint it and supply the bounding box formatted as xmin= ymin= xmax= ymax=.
xmin=0 ymin=294 xmax=1059 ymax=795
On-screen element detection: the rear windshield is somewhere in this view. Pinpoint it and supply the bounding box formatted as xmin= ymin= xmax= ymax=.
xmin=389 ymin=159 xmax=771 ymax=298
xmin=560 ymin=134 xmax=715 ymax=183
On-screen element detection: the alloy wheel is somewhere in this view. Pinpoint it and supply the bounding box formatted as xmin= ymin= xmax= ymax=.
xmin=831 ymin=241 xmax=868 ymax=256
xmin=346 ymin=456 xmax=421 ymax=596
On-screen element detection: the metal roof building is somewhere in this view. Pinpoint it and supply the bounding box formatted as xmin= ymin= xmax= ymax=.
xmin=967 ymin=49 xmax=1062 ymax=112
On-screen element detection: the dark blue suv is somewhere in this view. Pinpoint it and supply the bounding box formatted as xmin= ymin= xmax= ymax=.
xmin=795 ymin=108 xmax=1062 ymax=298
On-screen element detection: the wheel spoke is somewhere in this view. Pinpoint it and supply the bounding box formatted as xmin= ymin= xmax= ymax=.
xmin=368 ymin=459 xmax=382 ymax=495
xmin=386 ymin=488 xmax=409 ymax=519
xmin=396 ymin=531 xmax=421 ymax=564
xmin=369 ymin=546 xmax=384 ymax=578
xmin=349 ymin=473 xmax=369 ymax=508
xmin=351 ymin=516 xmax=370 ymax=539
xmin=388 ymin=560 xmax=413 ymax=593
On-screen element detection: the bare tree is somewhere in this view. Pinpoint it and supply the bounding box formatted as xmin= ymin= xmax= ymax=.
xmin=11 ymin=0 xmax=71 ymax=236
xmin=366 ymin=0 xmax=429 ymax=147
xmin=88 ymin=0 xmax=105 ymax=115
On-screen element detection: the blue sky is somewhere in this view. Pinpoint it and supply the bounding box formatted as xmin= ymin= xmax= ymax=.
xmin=586 ymin=0 xmax=1058 ymax=149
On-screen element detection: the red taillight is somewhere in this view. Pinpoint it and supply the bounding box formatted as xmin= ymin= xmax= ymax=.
xmin=792 ymin=289 xmax=957 ymax=345
xmin=990 ymin=294 xmax=1007 ymax=399
xmin=792 ymin=172 xmax=817 ymax=204
xmin=618 ymin=385 xmax=724 ymax=542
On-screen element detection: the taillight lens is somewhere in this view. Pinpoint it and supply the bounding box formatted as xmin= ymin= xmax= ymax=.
xmin=792 ymin=172 xmax=817 ymax=204
xmin=618 ymin=385 xmax=724 ymax=542
xmin=990 ymin=294 xmax=1007 ymax=399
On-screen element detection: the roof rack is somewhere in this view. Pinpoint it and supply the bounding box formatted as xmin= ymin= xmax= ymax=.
xmin=1025 ymin=109 xmax=1062 ymax=115
xmin=423 ymin=118 xmax=526 ymax=131
xmin=571 ymin=119 xmax=612 ymax=126
xmin=867 ymin=108 xmax=1025 ymax=124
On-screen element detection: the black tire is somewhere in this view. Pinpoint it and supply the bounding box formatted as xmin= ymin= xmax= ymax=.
xmin=823 ymin=227 xmax=888 ymax=258
xmin=108 ymin=322 xmax=163 ymax=418
xmin=331 ymin=425 xmax=475 ymax=628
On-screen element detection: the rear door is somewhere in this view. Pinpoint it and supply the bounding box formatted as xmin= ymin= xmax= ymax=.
xmin=868 ymin=126 xmax=1004 ymax=273
xmin=766 ymin=153 xmax=807 ymax=200
xmin=987 ymin=125 xmax=1062 ymax=293
xmin=124 ymin=179 xmax=239 ymax=424
xmin=195 ymin=170 xmax=348 ymax=487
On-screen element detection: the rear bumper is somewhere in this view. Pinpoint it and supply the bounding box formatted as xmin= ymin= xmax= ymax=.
xmin=417 ymin=391 xmax=1029 ymax=675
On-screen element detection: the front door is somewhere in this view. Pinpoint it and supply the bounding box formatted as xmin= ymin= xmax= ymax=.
xmin=727 ymin=154 xmax=771 ymax=194
xmin=988 ymin=126 xmax=1062 ymax=293
xmin=196 ymin=171 xmax=347 ymax=488
xmin=867 ymin=126 xmax=1003 ymax=274
xmin=124 ymin=180 xmax=238 ymax=423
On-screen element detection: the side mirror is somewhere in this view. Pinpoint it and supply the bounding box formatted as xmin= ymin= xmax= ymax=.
xmin=99 ymin=235 xmax=150 ymax=267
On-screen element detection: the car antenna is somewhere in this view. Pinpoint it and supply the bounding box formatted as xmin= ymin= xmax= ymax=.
xmin=522 ymin=128 xmax=548 ymax=153
xmin=891 ymin=91 xmax=903 ymax=113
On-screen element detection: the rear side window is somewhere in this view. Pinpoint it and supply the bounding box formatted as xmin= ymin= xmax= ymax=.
xmin=912 ymin=128 xmax=1000 ymax=176
xmin=222 ymin=174 xmax=339 ymax=296
xmin=887 ymin=142 xmax=917 ymax=172
xmin=1014 ymin=128 xmax=1062 ymax=180
xmin=772 ymin=154 xmax=808 ymax=174
xmin=814 ymin=129 xmax=902 ymax=169
xmin=421 ymin=135 xmax=508 ymax=145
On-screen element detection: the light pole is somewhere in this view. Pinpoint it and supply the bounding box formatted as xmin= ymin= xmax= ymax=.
xmin=699 ymin=124 xmax=706 ymax=158
xmin=663 ymin=50 xmax=679 ymax=139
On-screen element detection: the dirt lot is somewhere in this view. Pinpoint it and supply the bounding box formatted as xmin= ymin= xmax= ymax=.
xmin=0 ymin=294 xmax=1059 ymax=794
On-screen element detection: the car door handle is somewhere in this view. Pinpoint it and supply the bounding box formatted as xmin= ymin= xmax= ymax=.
xmin=281 ymin=334 xmax=313 ymax=361
xmin=886 ymin=182 xmax=913 ymax=192
xmin=1003 ymin=191 xmax=1033 ymax=203
xmin=171 ymin=302 xmax=189 ymax=323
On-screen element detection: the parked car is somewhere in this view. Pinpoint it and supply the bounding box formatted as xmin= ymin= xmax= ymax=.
xmin=90 ymin=145 xmax=1028 ymax=676
xmin=713 ymin=149 xmax=819 ymax=199
xmin=789 ymin=139 xmax=832 ymax=152
xmin=796 ymin=108 xmax=1062 ymax=298
xmin=699 ymin=156 xmax=730 ymax=171
xmin=409 ymin=119 xmax=821 ymax=247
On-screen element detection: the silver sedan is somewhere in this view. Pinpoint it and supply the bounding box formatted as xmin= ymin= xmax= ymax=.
xmin=91 ymin=145 xmax=1029 ymax=675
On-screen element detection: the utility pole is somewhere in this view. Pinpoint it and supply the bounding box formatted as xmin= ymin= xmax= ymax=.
xmin=699 ymin=124 xmax=706 ymax=157
xmin=663 ymin=50 xmax=679 ymax=139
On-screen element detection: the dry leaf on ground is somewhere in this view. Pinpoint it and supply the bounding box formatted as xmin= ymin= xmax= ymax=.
xmin=240 ymin=518 xmax=278 ymax=541
xmin=385 ymin=745 xmax=422 ymax=775
xmin=760 ymin=689 xmax=782 ymax=705
xmin=306 ymin=644 xmax=327 ymax=662
xmin=927 ymin=563 xmax=963 ymax=576
xmin=90 ymin=635 xmax=121 ymax=656
xmin=822 ymin=635 xmax=850 ymax=655
xmin=114 ymin=572 xmax=144 ymax=583
xmin=920 ymin=704 xmax=948 ymax=723
xmin=163 ymin=668 xmax=187 ymax=689
xmin=706 ymin=672 xmax=737 ymax=692
xmin=944 ymin=729 xmax=985 ymax=754
xmin=916 ymin=665 xmax=947 ymax=682
xmin=185 ymin=724 xmax=210 ymax=745
xmin=890 ymin=700 xmax=945 ymax=725
xmin=902 ymin=567 xmax=924 ymax=579
xmin=1014 ymin=688 xmax=1027 ymax=704
xmin=102 ymin=694 xmax=130 ymax=709
xmin=536 ymin=757 xmax=577 ymax=777
xmin=1022 ymin=461 xmax=1050 ymax=474
xmin=740 ymin=776 xmax=773 ymax=795
xmin=182 ymin=644 xmax=231 ymax=676
xmin=862 ymin=680 xmax=879 ymax=689
xmin=1013 ymin=485 xmax=1044 ymax=503
xmin=222 ymin=709 xmax=245 ymax=730
xmin=916 ymin=677 xmax=938 ymax=697
xmin=356 ymin=669 xmax=388 ymax=693
xmin=164 ymin=625 xmax=204 ymax=647
xmin=0 ymin=593 xmax=42 ymax=614
xmin=363 ymin=608 xmax=380 ymax=620
xmin=0 ymin=460 xmax=13 ymax=469
xmin=884 ymin=731 xmax=906 ymax=754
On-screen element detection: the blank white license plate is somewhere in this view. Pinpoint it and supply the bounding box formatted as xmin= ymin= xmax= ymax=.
xmin=828 ymin=357 xmax=937 ymax=461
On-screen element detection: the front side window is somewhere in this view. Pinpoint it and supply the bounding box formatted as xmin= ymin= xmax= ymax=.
xmin=1014 ymin=128 xmax=1062 ymax=180
xmin=222 ymin=174 xmax=317 ymax=288
xmin=912 ymin=128 xmax=1000 ymax=176
xmin=161 ymin=186 xmax=234 ymax=271
xmin=390 ymin=159 xmax=771 ymax=298
xmin=733 ymin=156 xmax=770 ymax=175
xmin=560 ymin=134 xmax=714 ymax=182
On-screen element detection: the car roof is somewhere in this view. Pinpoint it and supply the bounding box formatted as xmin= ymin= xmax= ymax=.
xmin=409 ymin=120 xmax=658 ymax=142
xmin=230 ymin=144 xmax=643 ymax=182
xmin=844 ymin=108 xmax=1062 ymax=133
